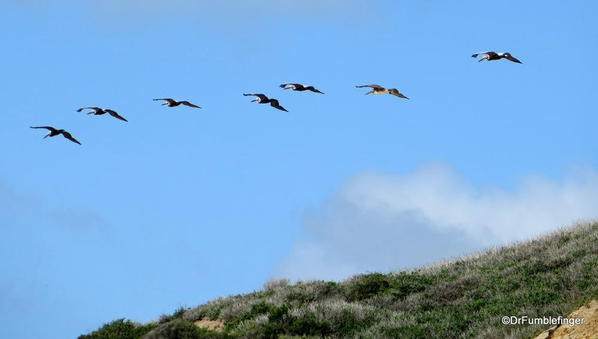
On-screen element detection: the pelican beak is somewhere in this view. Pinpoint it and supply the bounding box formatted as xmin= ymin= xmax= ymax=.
xmin=251 ymin=99 xmax=258 ymax=102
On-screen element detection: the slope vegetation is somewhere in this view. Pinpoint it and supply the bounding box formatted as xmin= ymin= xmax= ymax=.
xmin=80 ymin=222 xmax=597 ymax=338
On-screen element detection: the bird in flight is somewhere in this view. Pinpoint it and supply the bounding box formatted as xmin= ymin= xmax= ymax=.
xmin=77 ymin=107 xmax=128 ymax=122
xmin=356 ymin=85 xmax=409 ymax=99
xmin=153 ymin=98 xmax=202 ymax=108
xmin=280 ymin=83 xmax=324 ymax=94
xmin=30 ymin=126 xmax=81 ymax=145
xmin=243 ymin=94 xmax=288 ymax=112
xmin=471 ymin=52 xmax=522 ymax=64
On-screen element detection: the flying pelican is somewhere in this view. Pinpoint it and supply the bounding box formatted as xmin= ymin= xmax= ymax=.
xmin=153 ymin=98 xmax=201 ymax=108
xmin=356 ymin=85 xmax=409 ymax=99
xmin=30 ymin=126 xmax=81 ymax=145
xmin=471 ymin=52 xmax=522 ymax=64
xmin=243 ymin=94 xmax=288 ymax=112
xmin=77 ymin=107 xmax=128 ymax=122
xmin=280 ymin=83 xmax=324 ymax=94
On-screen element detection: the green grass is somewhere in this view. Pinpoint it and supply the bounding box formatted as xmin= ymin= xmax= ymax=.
xmin=81 ymin=221 xmax=597 ymax=338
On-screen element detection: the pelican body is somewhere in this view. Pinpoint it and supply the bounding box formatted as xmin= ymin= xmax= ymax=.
xmin=77 ymin=107 xmax=128 ymax=122
xmin=243 ymin=93 xmax=288 ymax=112
xmin=30 ymin=126 xmax=81 ymax=145
xmin=356 ymin=85 xmax=409 ymax=99
xmin=153 ymin=98 xmax=201 ymax=108
xmin=472 ymin=52 xmax=522 ymax=64
xmin=280 ymin=83 xmax=324 ymax=94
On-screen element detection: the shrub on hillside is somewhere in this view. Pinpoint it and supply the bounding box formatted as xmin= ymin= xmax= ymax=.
xmin=78 ymin=319 xmax=157 ymax=339
xmin=159 ymin=307 xmax=188 ymax=324
xmin=144 ymin=319 xmax=229 ymax=339
xmin=345 ymin=273 xmax=392 ymax=301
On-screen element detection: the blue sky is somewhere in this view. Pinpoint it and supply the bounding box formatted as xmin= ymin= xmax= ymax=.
xmin=1 ymin=1 xmax=597 ymax=338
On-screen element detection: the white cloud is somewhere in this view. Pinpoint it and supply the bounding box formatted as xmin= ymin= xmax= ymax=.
xmin=276 ymin=164 xmax=598 ymax=281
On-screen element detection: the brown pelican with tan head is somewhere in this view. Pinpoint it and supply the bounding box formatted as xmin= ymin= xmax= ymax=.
xmin=77 ymin=107 xmax=128 ymax=122
xmin=280 ymin=83 xmax=324 ymax=94
xmin=356 ymin=85 xmax=409 ymax=99
xmin=243 ymin=93 xmax=288 ymax=112
xmin=471 ymin=52 xmax=522 ymax=64
xmin=153 ymin=98 xmax=201 ymax=108
xmin=30 ymin=126 xmax=81 ymax=145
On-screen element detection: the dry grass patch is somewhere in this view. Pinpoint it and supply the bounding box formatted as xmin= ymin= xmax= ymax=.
xmin=193 ymin=319 xmax=225 ymax=332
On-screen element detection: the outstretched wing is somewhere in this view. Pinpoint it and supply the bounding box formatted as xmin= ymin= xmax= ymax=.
xmin=180 ymin=101 xmax=201 ymax=108
xmin=356 ymin=84 xmax=384 ymax=89
xmin=472 ymin=51 xmax=497 ymax=58
xmin=269 ymin=99 xmax=288 ymax=112
xmin=280 ymin=83 xmax=295 ymax=90
xmin=105 ymin=109 xmax=128 ymax=122
xmin=243 ymin=93 xmax=268 ymax=101
xmin=61 ymin=131 xmax=81 ymax=145
xmin=306 ymin=86 xmax=324 ymax=94
xmin=153 ymin=98 xmax=176 ymax=104
xmin=30 ymin=126 xmax=57 ymax=132
xmin=504 ymin=54 xmax=522 ymax=64
xmin=389 ymin=88 xmax=409 ymax=99
xmin=472 ymin=51 xmax=488 ymax=57
xmin=77 ymin=107 xmax=102 ymax=113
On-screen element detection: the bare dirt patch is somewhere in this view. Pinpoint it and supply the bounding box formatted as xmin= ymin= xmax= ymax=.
xmin=534 ymin=299 xmax=597 ymax=339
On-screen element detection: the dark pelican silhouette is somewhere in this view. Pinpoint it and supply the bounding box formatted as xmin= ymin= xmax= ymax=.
xmin=77 ymin=107 xmax=128 ymax=122
xmin=153 ymin=98 xmax=201 ymax=108
xmin=30 ymin=126 xmax=81 ymax=145
xmin=243 ymin=94 xmax=288 ymax=112
xmin=356 ymin=85 xmax=409 ymax=99
xmin=280 ymin=83 xmax=324 ymax=94
xmin=471 ymin=52 xmax=522 ymax=64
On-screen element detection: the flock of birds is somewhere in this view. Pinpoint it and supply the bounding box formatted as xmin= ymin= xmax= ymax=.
xmin=30 ymin=51 xmax=522 ymax=145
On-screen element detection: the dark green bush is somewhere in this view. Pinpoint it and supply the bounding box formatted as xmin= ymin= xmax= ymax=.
xmin=345 ymin=273 xmax=392 ymax=301
xmin=159 ymin=306 xmax=187 ymax=324
xmin=389 ymin=272 xmax=432 ymax=300
xmin=78 ymin=319 xmax=157 ymax=339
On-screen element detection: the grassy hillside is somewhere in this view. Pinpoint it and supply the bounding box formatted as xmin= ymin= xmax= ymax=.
xmin=80 ymin=222 xmax=597 ymax=338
